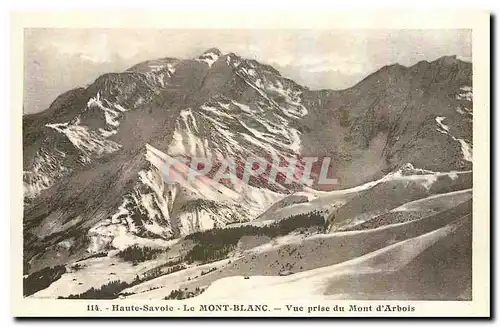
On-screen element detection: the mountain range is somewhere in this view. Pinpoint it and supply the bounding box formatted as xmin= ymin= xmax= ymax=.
xmin=23 ymin=48 xmax=472 ymax=300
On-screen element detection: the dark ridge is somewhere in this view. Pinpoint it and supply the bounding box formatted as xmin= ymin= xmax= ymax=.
xmin=410 ymin=55 xmax=471 ymax=69
xmin=433 ymin=55 xmax=459 ymax=65
xmin=46 ymin=88 xmax=87 ymax=112
xmin=23 ymin=87 xmax=87 ymax=124
xmin=125 ymin=57 xmax=178 ymax=72
xmin=244 ymin=59 xmax=282 ymax=76
xmin=86 ymin=71 xmax=148 ymax=93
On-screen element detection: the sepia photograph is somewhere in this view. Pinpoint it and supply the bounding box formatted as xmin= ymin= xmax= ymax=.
xmin=11 ymin=10 xmax=490 ymax=318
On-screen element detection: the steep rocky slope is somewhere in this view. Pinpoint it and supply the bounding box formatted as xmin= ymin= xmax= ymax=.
xmin=23 ymin=49 xmax=472 ymax=300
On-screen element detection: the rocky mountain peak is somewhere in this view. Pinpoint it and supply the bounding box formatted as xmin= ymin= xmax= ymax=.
xmin=201 ymin=47 xmax=223 ymax=57
xmin=434 ymin=54 xmax=459 ymax=65
xmin=22 ymin=49 xmax=473 ymax=290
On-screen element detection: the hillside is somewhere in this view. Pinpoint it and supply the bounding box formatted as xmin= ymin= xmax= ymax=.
xmin=23 ymin=49 xmax=472 ymax=300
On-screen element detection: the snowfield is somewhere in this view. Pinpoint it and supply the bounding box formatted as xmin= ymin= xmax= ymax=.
xmin=26 ymin=159 xmax=472 ymax=300
xmin=119 ymin=184 xmax=471 ymax=300
xmin=31 ymin=254 xmax=171 ymax=299
xmin=198 ymin=215 xmax=469 ymax=300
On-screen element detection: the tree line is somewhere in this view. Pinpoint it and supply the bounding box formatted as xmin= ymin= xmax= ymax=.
xmin=185 ymin=210 xmax=325 ymax=263
xmin=116 ymin=245 xmax=166 ymax=265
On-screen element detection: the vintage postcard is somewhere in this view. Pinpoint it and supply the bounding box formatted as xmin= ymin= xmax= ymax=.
xmin=11 ymin=10 xmax=490 ymax=317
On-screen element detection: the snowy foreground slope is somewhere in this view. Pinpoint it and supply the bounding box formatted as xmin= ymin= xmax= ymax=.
xmin=29 ymin=165 xmax=472 ymax=300
xmin=23 ymin=50 xmax=473 ymax=300
xmin=198 ymin=215 xmax=471 ymax=300
xmin=116 ymin=167 xmax=471 ymax=301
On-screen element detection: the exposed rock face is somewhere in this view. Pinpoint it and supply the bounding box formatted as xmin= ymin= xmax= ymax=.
xmin=23 ymin=49 xmax=472 ymax=280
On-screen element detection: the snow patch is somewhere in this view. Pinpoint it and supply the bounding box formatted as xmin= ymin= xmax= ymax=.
xmin=200 ymin=104 xmax=234 ymax=119
xmin=456 ymin=85 xmax=472 ymax=101
xmin=23 ymin=148 xmax=69 ymax=200
xmin=87 ymin=92 xmax=126 ymax=128
xmin=434 ymin=116 xmax=472 ymax=163
xmin=196 ymin=51 xmax=220 ymax=67
xmin=45 ymin=118 xmax=121 ymax=157
xmin=457 ymin=139 xmax=473 ymax=162
xmin=435 ymin=116 xmax=450 ymax=133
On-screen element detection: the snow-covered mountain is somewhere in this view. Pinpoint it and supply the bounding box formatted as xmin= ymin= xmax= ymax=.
xmin=23 ymin=49 xmax=472 ymax=300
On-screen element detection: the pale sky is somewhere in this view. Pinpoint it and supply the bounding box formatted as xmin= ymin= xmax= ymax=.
xmin=24 ymin=29 xmax=471 ymax=114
